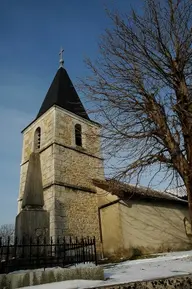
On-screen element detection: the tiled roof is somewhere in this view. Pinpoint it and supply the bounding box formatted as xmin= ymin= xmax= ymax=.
xmin=93 ymin=179 xmax=187 ymax=204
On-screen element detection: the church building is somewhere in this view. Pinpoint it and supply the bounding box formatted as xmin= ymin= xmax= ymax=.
xmin=17 ymin=52 xmax=192 ymax=259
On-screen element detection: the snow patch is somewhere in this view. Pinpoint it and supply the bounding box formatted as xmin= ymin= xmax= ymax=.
xmin=18 ymin=250 xmax=192 ymax=289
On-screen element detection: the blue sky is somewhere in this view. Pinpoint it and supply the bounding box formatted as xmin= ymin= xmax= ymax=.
xmin=0 ymin=0 xmax=145 ymax=225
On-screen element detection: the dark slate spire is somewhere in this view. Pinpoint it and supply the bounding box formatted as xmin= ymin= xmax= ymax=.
xmin=36 ymin=67 xmax=90 ymax=120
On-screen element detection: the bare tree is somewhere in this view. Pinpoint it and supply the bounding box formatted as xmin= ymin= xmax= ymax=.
xmin=0 ymin=224 xmax=15 ymax=244
xmin=81 ymin=0 xmax=192 ymax=225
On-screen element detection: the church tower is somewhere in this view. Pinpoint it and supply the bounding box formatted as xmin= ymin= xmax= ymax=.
xmin=17 ymin=51 xmax=104 ymax=242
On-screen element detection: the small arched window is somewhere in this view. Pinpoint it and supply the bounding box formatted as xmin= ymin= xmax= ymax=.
xmin=34 ymin=127 xmax=41 ymax=151
xmin=75 ymin=124 xmax=82 ymax=147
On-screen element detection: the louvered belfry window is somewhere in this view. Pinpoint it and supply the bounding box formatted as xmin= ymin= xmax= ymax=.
xmin=75 ymin=124 xmax=82 ymax=147
xmin=34 ymin=127 xmax=41 ymax=151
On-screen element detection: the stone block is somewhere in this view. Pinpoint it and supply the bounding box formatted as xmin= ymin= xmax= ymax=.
xmin=0 ymin=266 xmax=104 ymax=288
xmin=15 ymin=209 xmax=49 ymax=240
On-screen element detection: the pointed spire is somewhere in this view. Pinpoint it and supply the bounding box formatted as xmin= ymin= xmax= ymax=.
xmin=59 ymin=47 xmax=64 ymax=68
xmin=36 ymin=66 xmax=90 ymax=121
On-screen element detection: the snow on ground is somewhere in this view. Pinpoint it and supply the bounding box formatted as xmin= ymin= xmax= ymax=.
xmin=19 ymin=250 xmax=192 ymax=289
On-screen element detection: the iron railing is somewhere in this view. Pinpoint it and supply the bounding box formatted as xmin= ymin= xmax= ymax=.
xmin=0 ymin=236 xmax=97 ymax=274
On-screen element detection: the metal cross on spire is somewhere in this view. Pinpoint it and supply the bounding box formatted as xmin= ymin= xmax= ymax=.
xmin=59 ymin=47 xmax=64 ymax=68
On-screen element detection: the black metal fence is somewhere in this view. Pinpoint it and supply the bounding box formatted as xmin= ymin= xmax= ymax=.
xmin=0 ymin=236 xmax=97 ymax=274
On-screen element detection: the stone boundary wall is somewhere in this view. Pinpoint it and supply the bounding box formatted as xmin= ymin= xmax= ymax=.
xmin=0 ymin=266 xmax=104 ymax=289
xmin=1 ymin=267 xmax=191 ymax=289
xmin=90 ymin=274 xmax=192 ymax=289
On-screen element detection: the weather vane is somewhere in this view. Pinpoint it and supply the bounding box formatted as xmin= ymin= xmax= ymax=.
xmin=59 ymin=47 xmax=64 ymax=68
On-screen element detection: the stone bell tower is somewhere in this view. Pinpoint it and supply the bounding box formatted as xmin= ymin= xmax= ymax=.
xmin=17 ymin=50 xmax=104 ymax=241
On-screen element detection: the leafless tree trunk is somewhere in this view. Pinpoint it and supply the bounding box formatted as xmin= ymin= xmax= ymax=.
xmin=80 ymin=0 xmax=192 ymax=226
xmin=0 ymin=224 xmax=15 ymax=244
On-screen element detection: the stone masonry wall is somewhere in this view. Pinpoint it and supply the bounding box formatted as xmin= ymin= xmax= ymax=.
xmin=53 ymin=144 xmax=104 ymax=191
xmin=53 ymin=107 xmax=105 ymax=191
xmin=18 ymin=106 xmax=104 ymax=247
xmin=55 ymin=107 xmax=103 ymax=158
xmin=18 ymin=108 xmax=55 ymax=213
xmin=54 ymin=186 xmax=101 ymax=249
xmin=21 ymin=108 xmax=54 ymax=164
xmin=91 ymin=275 xmax=192 ymax=289
xmin=43 ymin=186 xmax=55 ymax=237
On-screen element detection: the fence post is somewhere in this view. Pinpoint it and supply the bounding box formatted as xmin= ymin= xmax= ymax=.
xmin=5 ymin=236 xmax=10 ymax=274
xmin=0 ymin=237 xmax=3 ymax=274
xmin=29 ymin=237 xmax=32 ymax=268
xmin=36 ymin=237 xmax=40 ymax=268
xmin=22 ymin=236 xmax=25 ymax=258
xmin=93 ymin=237 xmax=97 ymax=266
xmin=62 ymin=237 xmax=66 ymax=267
xmin=90 ymin=237 xmax=93 ymax=262
xmin=43 ymin=236 xmax=46 ymax=270
xmin=56 ymin=237 xmax=60 ymax=266
xmin=14 ymin=237 xmax=18 ymax=259
xmin=69 ymin=236 xmax=72 ymax=264
xmin=50 ymin=237 xmax=53 ymax=268
xmin=81 ymin=238 xmax=85 ymax=264
xmin=0 ymin=237 xmax=1 ymax=257
xmin=87 ymin=237 xmax=90 ymax=263
xmin=75 ymin=237 xmax=78 ymax=263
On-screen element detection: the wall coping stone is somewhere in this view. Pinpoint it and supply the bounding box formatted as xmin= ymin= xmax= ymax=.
xmin=0 ymin=266 xmax=104 ymax=289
